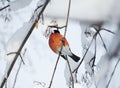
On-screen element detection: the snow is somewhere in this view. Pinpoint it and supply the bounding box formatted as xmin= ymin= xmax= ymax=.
xmin=70 ymin=83 xmax=84 ymax=88
xmin=0 ymin=0 xmax=120 ymax=88
xmin=9 ymin=0 xmax=32 ymax=11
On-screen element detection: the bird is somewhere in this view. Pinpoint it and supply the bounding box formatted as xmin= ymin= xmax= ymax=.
xmin=49 ymin=29 xmax=80 ymax=62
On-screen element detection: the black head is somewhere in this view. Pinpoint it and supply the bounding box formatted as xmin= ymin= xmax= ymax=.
xmin=53 ymin=30 xmax=60 ymax=34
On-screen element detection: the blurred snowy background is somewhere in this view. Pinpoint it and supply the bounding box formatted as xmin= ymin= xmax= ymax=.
xmin=0 ymin=0 xmax=120 ymax=88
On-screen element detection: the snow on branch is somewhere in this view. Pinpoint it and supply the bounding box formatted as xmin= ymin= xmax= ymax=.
xmin=0 ymin=0 xmax=50 ymax=87
xmin=0 ymin=0 xmax=32 ymax=11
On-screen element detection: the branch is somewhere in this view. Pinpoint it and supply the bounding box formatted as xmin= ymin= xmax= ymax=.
xmin=66 ymin=56 xmax=74 ymax=88
xmin=0 ymin=5 xmax=10 ymax=11
xmin=106 ymin=58 xmax=120 ymax=88
xmin=92 ymin=24 xmax=115 ymax=53
xmin=89 ymin=37 xmax=96 ymax=69
xmin=93 ymin=26 xmax=108 ymax=52
xmin=101 ymin=28 xmax=115 ymax=34
xmin=12 ymin=49 xmax=27 ymax=88
xmin=73 ymin=37 xmax=94 ymax=73
xmin=7 ymin=52 xmax=25 ymax=64
xmin=64 ymin=0 xmax=71 ymax=37
xmin=48 ymin=0 xmax=71 ymax=87
xmin=73 ymin=29 xmax=101 ymax=73
xmin=12 ymin=60 xmax=22 ymax=88
xmin=0 ymin=0 xmax=50 ymax=87
xmin=98 ymin=33 xmax=108 ymax=52
xmin=48 ymin=52 xmax=61 ymax=88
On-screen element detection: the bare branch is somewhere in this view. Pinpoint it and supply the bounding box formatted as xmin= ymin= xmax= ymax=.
xmin=7 ymin=52 xmax=25 ymax=64
xmin=101 ymin=28 xmax=115 ymax=34
xmin=48 ymin=0 xmax=71 ymax=87
xmin=92 ymin=25 xmax=108 ymax=52
xmin=64 ymin=0 xmax=71 ymax=37
xmin=98 ymin=33 xmax=108 ymax=52
xmin=73 ymin=37 xmax=95 ymax=73
xmin=73 ymin=27 xmax=103 ymax=73
xmin=0 ymin=5 xmax=10 ymax=11
xmin=12 ymin=49 xmax=27 ymax=88
xmin=12 ymin=60 xmax=22 ymax=88
xmin=66 ymin=56 xmax=74 ymax=88
xmin=89 ymin=37 xmax=97 ymax=70
xmin=106 ymin=58 xmax=120 ymax=88
xmin=48 ymin=53 xmax=61 ymax=88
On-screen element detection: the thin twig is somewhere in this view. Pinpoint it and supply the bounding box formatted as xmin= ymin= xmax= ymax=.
xmin=35 ymin=5 xmax=44 ymax=12
xmin=48 ymin=53 xmax=61 ymax=88
xmin=74 ymin=71 xmax=78 ymax=83
xmin=66 ymin=56 xmax=74 ymax=88
xmin=73 ymin=37 xmax=95 ymax=73
xmin=94 ymin=38 xmax=97 ymax=74
xmin=12 ymin=61 xmax=22 ymax=88
xmin=92 ymin=24 xmax=115 ymax=53
xmin=80 ymin=24 xmax=115 ymax=88
xmin=93 ymin=26 xmax=108 ymax=52
xmin=73 ymin=29 xmax=101 ymax=73
xmin=89 ymin=37 xmax=97 ymax=73
xmin=48 ymin=30 xmax=66 ymax=88
xmin=12 ymin=49 xmax=27 ymax=88
xmin=48 ymin=0 xmax=71 ymax=87
xmin=0 ymin=5 xmax=10 ymax=11
xmin=0 ymin=0 xmax=50 ymax=87
xmin=64 ymin=0 xmax=73 ymax=88
xmin=7 ymin=52 xmax=25 ymax=64
xmin=106 ymin=58 xmax=120 ymax=88
xmin=92 ymin=38 xmax=98 ymax=88
xmin=48 ymin=34 xmax=68 ymax=88
xmin=64 ymin=0 xmax=71 ymax=37
xmin=101 ymin=28 xmax=115 ymax=34
xmin=98 ymin=33 xmax=108 ymax=52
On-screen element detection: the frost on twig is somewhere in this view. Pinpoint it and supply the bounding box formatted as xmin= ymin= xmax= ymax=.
xmin=83 ymin=23 xmax=120 ymax=88
xmin=79 ymin=22 xmax=118 ymax=88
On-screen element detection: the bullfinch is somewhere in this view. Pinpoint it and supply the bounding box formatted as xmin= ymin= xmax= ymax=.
xmin=49 ymin=30 xmax=80 ymax=62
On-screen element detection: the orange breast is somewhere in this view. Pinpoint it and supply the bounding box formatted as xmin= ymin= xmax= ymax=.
xmin=49 ymin=33 xmax=69 ymax=53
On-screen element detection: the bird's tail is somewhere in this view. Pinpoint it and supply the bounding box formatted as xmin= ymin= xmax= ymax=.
xmin=61 ymin=53 xmax=80 ymax=62
xmin=69 ymin=53 xmax=80 ymax=62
